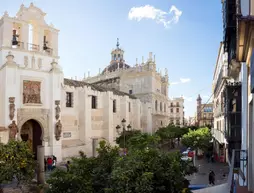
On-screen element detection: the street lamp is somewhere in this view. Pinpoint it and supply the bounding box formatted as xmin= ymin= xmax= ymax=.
xmin=116 ymin=119 xmax=130 ymax=155
xmin=127 ymin=124 xmax=131 ymax=131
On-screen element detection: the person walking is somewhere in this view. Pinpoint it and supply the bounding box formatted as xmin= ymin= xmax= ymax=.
xmin=208 ymin=170 xmax=215 ymax=185
xmin=47 ymin=157 xmax=53 ymax=171
xmin=66 ymin=161 xmax=70 ymax=172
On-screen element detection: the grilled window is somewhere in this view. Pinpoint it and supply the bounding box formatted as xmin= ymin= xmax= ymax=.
xmin=113 ymin=100 xmax=116 ymax=113
xmin=92 ymin=96 xmax=97 ymax=109
xmin=66 ymin=92 xmax=73 ymax=107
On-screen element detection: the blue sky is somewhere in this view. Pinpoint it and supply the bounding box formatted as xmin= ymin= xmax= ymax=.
xmin=1 ymin=0 xmax=223 ymax=117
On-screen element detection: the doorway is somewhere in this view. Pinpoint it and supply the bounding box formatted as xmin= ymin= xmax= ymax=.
xmin=20 ymin=119 xmax=42 ymax=160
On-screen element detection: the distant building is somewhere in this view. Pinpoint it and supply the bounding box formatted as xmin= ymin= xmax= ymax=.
xmin=196 ymin=95 xmax=213 ymax=127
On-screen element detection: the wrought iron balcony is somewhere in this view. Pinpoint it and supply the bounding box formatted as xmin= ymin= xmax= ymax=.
xmin=222 ymin=0 xmax=237 ymax=63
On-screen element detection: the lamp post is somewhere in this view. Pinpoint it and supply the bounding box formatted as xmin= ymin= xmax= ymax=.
xmin=116 ymin=119 xmax=129 ymax=155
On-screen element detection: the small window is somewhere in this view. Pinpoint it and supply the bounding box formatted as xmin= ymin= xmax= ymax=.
xmin=91 ymin=96 xmax=97 ymax=109
xmin=129 ymin=102 xmax=131 ymax=112
xmin=160 ymin=102 xmax=162 ymax=111
xmin=161 ymin=121 xmax=163 ymax=126
xmin=155 ymin=100 xmax=158 ymax=111
xmin=66 ymin=92 xmax=73 ymax=107
xmin=171 ymin=103 xmax=173 ymax=107
xmin=129 ymin=90 xmax=133 ymax=94
xmin=177 ymin=102 xmax=179 ymax=107
xmin=113 ymin=100 xmax=116 ymax=113
xmin=176 ymin=108 xmax=179 ymax=113
xmin=171 ymin=108 xmax=173 ymax=113
xmin=164 ymin=104 xmax=166 ymax=112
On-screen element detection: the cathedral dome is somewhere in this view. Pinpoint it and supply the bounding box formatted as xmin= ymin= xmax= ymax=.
xmin=102 ymin=61 xmax=130 ymax=74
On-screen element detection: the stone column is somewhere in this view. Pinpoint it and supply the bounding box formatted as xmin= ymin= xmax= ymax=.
xmin=103 ymin=92 xmax=114 ymax=143
xmin=37 ymin=145 xmax=45 ymax=184
xmin=84 ymin=87 xmax=92 ymax=156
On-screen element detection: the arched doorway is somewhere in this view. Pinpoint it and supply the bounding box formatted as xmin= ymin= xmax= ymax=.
xmin=20 ymin=119 xmax=42 ymax=160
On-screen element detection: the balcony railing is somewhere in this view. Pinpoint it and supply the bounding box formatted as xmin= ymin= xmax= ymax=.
xmin=227 ymin=149 xmax=247 ymax=192
xmin=27 ymin=43 xmax=40 ymax=52
xmin=8 ymin=41 xmax=54 ymax=56
xmin=11 ymin=41 xmax=24 ymax=49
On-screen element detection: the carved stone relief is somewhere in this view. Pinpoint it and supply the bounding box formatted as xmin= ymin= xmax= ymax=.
xmin=9 ymin=97 xmax=15 ymax=120
xmin=23 ymin=80 xmax=42 ymax=104
xmin=55 ymin=120 xmax=62 ymax=141
xmin=24 ymin=56 xmax=28 ymax=68
xmin=55 ymin=100 xmax=61 ymax=120
xmin=8 ymin=120 xmax=18 ymax=140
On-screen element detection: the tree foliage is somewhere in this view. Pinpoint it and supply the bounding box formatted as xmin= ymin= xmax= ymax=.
xmin=181 ymin=127 xmax=212 ymax=151
xmin=0 ymin=140 xmax=35 ymax=186
xmin=115 ymin=129 xmax=141 ymax=148
xmin=47 ymin=141 xmax=195 ymax=193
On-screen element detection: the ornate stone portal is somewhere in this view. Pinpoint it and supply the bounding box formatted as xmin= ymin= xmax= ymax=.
xmin=9 ymin=97 xmax=15 ymax=120
xmin=55 ymin=120 xmax=62 ymax=141
xmin=23 ymin=80 xmax=42 ymax=104
xmin=8 ymin=120 xmax=18 ymax=140
xmin=17 ymin=108 xmax=49 ymax=142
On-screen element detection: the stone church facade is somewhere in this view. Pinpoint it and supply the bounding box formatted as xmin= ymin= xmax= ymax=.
xmin=0 ymin=4 xmax=184 ymax=161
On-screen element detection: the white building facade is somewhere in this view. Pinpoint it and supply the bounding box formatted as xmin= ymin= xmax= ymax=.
xmin=0 ymin=4 xmax=184 ymax=161
xmin=212 ymin=42 xmax=228 ymax=163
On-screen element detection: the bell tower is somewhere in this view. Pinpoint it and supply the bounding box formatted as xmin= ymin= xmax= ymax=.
xmin=196 ymin=94 xmax=202 ymax=125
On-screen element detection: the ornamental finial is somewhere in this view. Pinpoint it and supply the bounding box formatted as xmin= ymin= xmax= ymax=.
xmin=116 ymin=38 xmax=120 ymax=49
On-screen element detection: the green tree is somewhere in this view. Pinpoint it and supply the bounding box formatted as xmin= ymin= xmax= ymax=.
xmin=115 ymin=129 xmax=141 ymax=148
xmin=181 ymin=127 xmax=212 ymax=151
xmin=127 ymin=133 xmax=161 ymax=150
xmin=0 ymin=140 xmax=35 ymax=187
xmin=46 ymin=141 xmax=120 ymax=193
xmin=108 ymin=148 xmax=194 ymax=193
xmin=46 ymin=141 xmax=195 ymax=193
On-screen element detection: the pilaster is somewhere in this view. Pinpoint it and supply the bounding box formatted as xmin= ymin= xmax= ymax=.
xmin=120 ymin=96 xmax=129 ymax=123
xmin=84 ymin=87 xmax=92 ymax=156
xmin=103 ymin=91 xmax=114 ymax=143
xmin=49 ymin=60 xmax=63 ymax=161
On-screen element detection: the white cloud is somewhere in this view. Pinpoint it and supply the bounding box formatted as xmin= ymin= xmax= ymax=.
xmin=170 ymin=78 xmax=191 ymax=85
xmin=128 ymin=5 xmax=182 ymax=28
xmin=182 ymin=96 xmax=192 ymax=102
xmin=180 ymin=78 xmax=191 ymax=83
xmin=171 ymin=82 xmax=179 ymax=85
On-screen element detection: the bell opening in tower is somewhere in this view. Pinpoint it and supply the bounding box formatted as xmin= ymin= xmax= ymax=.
xmin=12 ymin=29 xmax=19 ymax=47
xmin=28 ymin=24 xmax=33 ymax=49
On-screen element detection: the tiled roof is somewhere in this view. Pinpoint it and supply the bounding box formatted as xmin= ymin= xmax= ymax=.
xmin=64 ymin=78 xmax=136 ymax=99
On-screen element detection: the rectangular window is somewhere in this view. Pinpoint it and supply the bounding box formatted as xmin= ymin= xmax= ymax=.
xmin=66 ymin=92 xmax=73 ymax=107
xmin=113 ymin=100 xmax=116 ymax=113
xmin=129 ymin=90 xmax=133 ymax=94
xmin=129 ymin=102 xmax=131 ymax=112
xmin=91 ymin=96 xmax=97 ymax=109
xmin=171 ymin=108 xmax=173 ymax=113
xmin=176 ymin=108 xmax=179 ymax=113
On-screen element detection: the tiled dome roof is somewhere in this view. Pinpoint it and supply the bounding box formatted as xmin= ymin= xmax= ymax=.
xmin=102 ymin=61 xmax=130 ymax=74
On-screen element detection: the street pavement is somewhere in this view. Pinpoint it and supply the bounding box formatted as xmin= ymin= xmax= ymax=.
xmin=186 ymin=157 xmax=229 ymax=186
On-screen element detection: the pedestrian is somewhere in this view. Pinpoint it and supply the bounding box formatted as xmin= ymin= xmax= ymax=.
xmin=44 ymin=157 xmax=47 ymax=172
xmin=66 ymin=161 xmax=70 ymax=172
xmin=47 ymin=157 xmax=53 ymax=171
xmin=208 ymin=170 xmax=215 ymax=185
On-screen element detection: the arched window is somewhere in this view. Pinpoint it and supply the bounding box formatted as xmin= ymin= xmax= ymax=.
xmin=155 ymin=100 xmax=158 ymax=111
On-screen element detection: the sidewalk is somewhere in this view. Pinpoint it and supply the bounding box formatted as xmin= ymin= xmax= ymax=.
xmin=186 ymin=157 xmax=229 ymax=186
